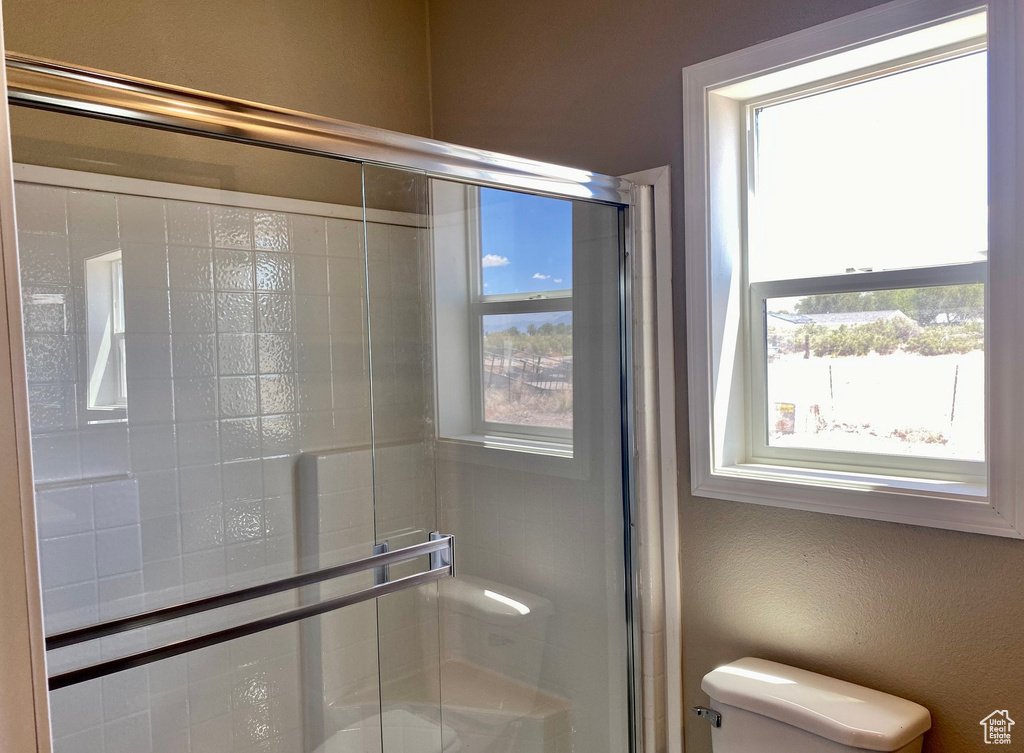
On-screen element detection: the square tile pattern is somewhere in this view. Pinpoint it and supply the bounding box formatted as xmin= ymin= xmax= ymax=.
xmin=21 ymin=180 xmax=618 ymax=753
xmin=18 ymin=182 xmax=427 ymax=753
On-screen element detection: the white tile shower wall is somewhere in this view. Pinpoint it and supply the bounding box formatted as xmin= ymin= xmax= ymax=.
xmin=16 ymin=179 xmax=394 ymax=753
xmin=21 ymin=174 xmax=613 ymax=753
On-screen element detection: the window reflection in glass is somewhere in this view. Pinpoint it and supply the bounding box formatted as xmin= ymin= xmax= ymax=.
xmin=85 ymin=249 xmax=128 ymax=412
xmin=482 ymin=312 xmax=573 ymax=429
xmin=479 ymin=188 xmax=572 ymax=296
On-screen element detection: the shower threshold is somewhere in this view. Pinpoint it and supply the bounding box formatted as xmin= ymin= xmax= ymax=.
xmin=323 ymin=660 xmax=571 ymax=753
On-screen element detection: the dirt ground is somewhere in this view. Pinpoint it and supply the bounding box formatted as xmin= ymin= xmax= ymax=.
xmin=766 ymin=349 xmax=984 ymax=460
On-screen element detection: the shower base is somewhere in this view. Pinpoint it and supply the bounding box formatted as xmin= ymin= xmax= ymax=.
xmin=318 ymin=660 xmax=570 ymax=753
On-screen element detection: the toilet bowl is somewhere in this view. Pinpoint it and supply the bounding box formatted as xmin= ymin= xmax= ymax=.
xmin=698 ymin=658 xmax=931 ymax=753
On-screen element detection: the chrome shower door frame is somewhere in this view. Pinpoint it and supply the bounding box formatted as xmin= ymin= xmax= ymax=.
xmin=5 ymin=54 xmax=633 ymax=206
xmin=0 ymin=52 xmax=651 ymax=753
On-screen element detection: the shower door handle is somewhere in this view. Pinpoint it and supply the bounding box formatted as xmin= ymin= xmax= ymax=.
xmin=45 ymin=533 xmax=455 ymax=690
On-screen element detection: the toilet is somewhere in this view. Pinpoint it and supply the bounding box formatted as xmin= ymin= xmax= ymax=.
xmin=698 ymin=658 xmax=931 ymax=753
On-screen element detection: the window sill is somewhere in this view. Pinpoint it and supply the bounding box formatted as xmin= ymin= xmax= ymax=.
xmin=442 ymin=433 xmax=572 ymax=457
xmin=720 ymin=462 xmax=986 ymax=500
xmin=436 ymin=434 xmax=582 ymax=479
xmin=692 ymin=462 xmax=1023 ymax=538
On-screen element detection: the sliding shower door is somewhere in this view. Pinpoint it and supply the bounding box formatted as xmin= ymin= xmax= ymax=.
xmin=9 ymin=66 xmax=632 ymax=753
xmin=361 ymin=164 xmax=631 ymax=753
xmin=12 ymin=107 xmax=424 ymax=753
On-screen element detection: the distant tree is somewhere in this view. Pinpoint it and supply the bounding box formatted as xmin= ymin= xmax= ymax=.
xmin=484 ymin=323 xmax=572 ymax=357
xmin=779 ymin=318 xmax=981 ymax=357
xmin=795 ymin=284 xmax=983 ymax=326
xmin=795 ymin=292 xmax=870 ymax=315
xmin=904 ymin=284 xmax=984 ymax=325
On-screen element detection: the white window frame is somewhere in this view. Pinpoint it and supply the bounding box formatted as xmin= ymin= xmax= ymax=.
xmin=749 ymin=263 xmax=988 ymax=483
xmin=110 ymin=255 xmax=127 ymax=406
xmin=468 ymin=187 xmax=574 ymax=443
xmin=683 ymin=0 xmax=1024 ymax=537
xmin=84 ymin=248 xmax=128 ymax=415
xmin=431 ymin=181 xmax=575 ymax=455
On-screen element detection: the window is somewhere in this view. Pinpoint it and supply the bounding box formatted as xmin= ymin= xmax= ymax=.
xmin=85 ymin=249 xmax=128 ymax=413
xmin=472 ymin=188 xmax=573 ymax=441
xmin=683 ymin=0 xmax=1024 ymax=536
xmin=750 ymin=48 xmax=987 ymax=481
xmin=431 ymin=181 xmax=575 ymax=452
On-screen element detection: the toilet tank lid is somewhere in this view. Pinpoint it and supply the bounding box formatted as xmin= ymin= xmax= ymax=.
xmin=701 ymin=658 xmax=931 ymax=752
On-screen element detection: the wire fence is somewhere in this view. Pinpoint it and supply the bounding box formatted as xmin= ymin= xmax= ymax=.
xmin=483 ymin=348 xmax=573 ymax=394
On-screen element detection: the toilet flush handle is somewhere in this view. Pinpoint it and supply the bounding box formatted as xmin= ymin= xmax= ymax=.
xmin=692 ymin=706 xmax=722 ymax=728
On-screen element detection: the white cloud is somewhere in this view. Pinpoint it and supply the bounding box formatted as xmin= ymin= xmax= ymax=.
xmin=553 ymin=278 xmax=563 ymax=283
xmin=532 ymin=273 xmax=551 ymax=280
xmin=482 ymin=254 xmax=510 ymax=268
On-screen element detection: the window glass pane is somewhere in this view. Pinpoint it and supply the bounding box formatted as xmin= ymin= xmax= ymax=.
xmin=111 ymin=257 xmax=125 ymax=334
xmin=84 ymin=251 xmax=128 ymax=412
xmin=116 ymin=335 xmax=127 ymax=404
xmin=480 ymin=187 xmax=572 ymax=296
xmin=482 ymin=311 xmax=572 ymax=429
xmin=752 ymin=51 xmax=987 ymax=281
xmin=765 ymin=284 xmax=984 ymax=461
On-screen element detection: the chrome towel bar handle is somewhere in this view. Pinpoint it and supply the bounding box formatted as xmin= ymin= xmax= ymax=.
xmin=46 ymin=533 xmax=455 ymax=690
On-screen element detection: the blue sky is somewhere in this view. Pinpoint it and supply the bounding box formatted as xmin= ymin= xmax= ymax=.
xmin=480 ymin=187 xmax=572 ymax=295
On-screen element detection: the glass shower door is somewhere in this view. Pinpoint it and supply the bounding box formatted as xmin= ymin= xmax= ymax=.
xmin=362 ymin=163 xmax=631 ymax=753
xmin=10 ymin=64 xmax=631 ymax=753
xmin=12 ymin=106 xmax=455 ymax=753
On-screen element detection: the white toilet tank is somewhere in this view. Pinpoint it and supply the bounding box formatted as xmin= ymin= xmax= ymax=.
xmin=699 ymin=658 xmax=931 ymax=753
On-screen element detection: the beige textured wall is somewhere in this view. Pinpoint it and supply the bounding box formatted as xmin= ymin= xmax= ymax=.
xmin=2 ymin=0 xmax=433 ymax=206
xmin=3 ymin=0 xmax=432 ymax=136
xmin=427 ymin=2 xmax=1024 ymax=752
